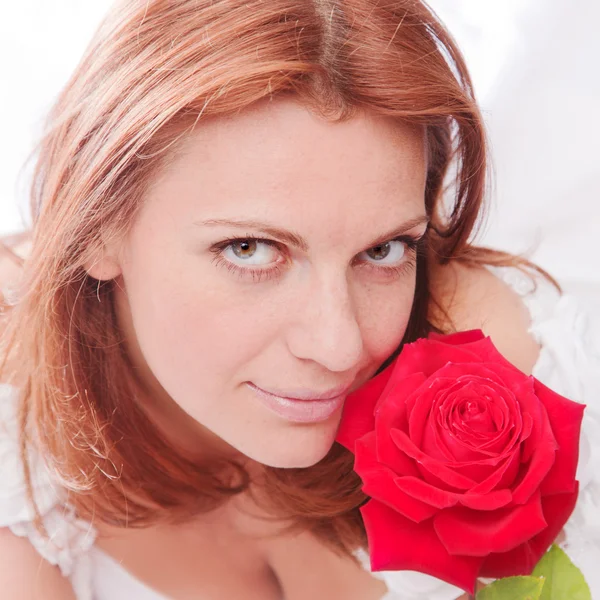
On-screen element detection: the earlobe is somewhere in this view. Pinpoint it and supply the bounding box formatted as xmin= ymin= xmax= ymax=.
xmin=85 ymin=256 xmax=122 ymax=281
xmin=84 ymin=249 xmax=123 ymax=281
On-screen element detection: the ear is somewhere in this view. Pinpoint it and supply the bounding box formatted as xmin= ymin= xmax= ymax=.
xmin=83 ymin=241 xmax=123 ymax=281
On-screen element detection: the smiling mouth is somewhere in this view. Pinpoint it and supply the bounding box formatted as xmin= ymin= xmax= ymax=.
xmin=245 ymin=382 xmax=348 ymax=423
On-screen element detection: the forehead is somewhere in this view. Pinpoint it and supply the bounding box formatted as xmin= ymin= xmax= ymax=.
xmin=145 ymin=97 xmax=427 ymax=234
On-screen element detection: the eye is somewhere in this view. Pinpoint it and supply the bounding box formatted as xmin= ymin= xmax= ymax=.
xmin=209 ymin=236 xmax=287 ymax=283
xmin=209 ymin=232 xmax=424 ymax=283
xmin=357 ymin=238 xmax=415 ymax=267
xmin=219 ymin=238 xmax=280 ymax=266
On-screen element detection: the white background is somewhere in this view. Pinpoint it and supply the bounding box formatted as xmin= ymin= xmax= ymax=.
xmin=1 ymin=0 xmax=598 ymax=296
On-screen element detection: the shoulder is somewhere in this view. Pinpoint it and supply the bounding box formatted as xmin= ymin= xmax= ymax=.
xmin=0 ymin=527 xmax=77 ymax=599
xmin=428 ymin=260 xmax=541 ymax=375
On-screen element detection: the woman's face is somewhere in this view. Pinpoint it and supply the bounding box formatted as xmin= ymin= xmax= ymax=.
xmin=100 ymin=97 xmax=428 ymax=468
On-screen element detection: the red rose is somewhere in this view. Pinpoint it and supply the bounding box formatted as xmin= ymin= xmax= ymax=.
xmin=337 ymin=330 xmax=585 ymax=594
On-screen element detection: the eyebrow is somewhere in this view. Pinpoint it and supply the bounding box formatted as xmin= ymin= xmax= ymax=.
xmin=194 ymin=215 xmax=430 ymax=252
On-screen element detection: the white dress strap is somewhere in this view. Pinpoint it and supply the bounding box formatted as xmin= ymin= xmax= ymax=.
xmin=0 ymin=383 xmax=97 ymax=600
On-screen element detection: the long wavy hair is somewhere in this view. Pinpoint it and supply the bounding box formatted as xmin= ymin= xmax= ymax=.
xmin=0 ymin=0 xmax=553 ymax=557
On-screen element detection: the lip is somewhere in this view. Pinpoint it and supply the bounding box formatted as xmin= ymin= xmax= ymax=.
xmin=251 ymin=382 xmax=354 ymax=401
xmin=246 ymin=382 xmax=349 ymax=423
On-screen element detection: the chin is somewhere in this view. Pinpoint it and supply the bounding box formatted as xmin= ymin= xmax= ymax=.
xmin=243 ymin=421 xmax=339 ymax=469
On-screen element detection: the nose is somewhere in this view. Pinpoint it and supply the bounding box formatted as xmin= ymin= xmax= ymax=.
xmin=284 ymin=270 xmax=364 ymax=373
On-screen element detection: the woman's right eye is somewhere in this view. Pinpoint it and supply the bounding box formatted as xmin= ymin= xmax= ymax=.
xmin=212 ymin=237 xmax=281 ymax=266
xmin=209 ymin=237 xmax=288 ymax=282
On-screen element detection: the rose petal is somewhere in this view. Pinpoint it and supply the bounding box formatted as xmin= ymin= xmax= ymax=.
xmin=528 ymin=483 xmax=580 ymax=558
xmin=468 ymin=450 xmax=521 ymax=495
xmin=373 ymin=341 xmax=432 ymax=410
xmin=395 ymin=476 xmax=460 ymax=509
xmin=433 ymin=380 xmax=520 ymax=463
xmin=477 ymin=383 xmax=527 ymax=455
xmin=448 ymin=334 xmax=529 ymax=379
xmin=428 ymin=329 xmax=486 ymax=345
xmin=534 ymin=378 xmax=586 ymax=495
xmin=428 ymin=362 xmax=509 ymax=389
xmin=479 ymin=540 xmax=539 ymax=578
xmin=434 ymin=491 xmax=547 ymax=556
xmin=407 ymin=378 xmax=447 ymax=448
xmin=355 ymin=433 xmax=438 ymax=523
xmin=394 ymin=475 xmax=512 ymax=511
xmin=393 ymin=338 xmax=484 ymax=381
xmin=374 ymin=376 xmax=425 ymax=477
xmin=425 ymin=334 xmax=533 ymax=395
xmin=423 ymin=408 xmax=456 ymax=462
xmin=512 ymin=399 xmax=558 ymax=505
xmin=458 ymin=489 xmax=513 ymax=510
xmin=451 ymin=384 xmax=496 ymax=433
xmin=336 ymin=364 xmax=394 ymax=451
xmin=445 ymin=407 xmax=526 ymax=485
xmin=361 ymin=499 xmax=483 ymax=594
xmin=376 ymin=373 xmax=428 ymax=428
xmin=479 ymin=484 xmax=579 ymax=578
xmin=453 ymin=455 xmax=513 ymax=486
xmin=391 ymin=429 xmax=477 ymax=490
xmin=408 ymin=366 xmax=512 ymax=453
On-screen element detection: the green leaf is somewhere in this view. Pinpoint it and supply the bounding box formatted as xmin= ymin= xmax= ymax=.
xmin=532 ymin=544 xmax=591 ymax=600
xmin=476 ymin=576 xmax=545 ymax=600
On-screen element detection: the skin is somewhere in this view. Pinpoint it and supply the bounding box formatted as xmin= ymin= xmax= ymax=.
xmin=89 ymin=96 xmax=430 ymax=470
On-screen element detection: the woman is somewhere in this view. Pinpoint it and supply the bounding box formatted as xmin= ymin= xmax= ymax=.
xmin=0 ymin=0 xmax=598 ymax=598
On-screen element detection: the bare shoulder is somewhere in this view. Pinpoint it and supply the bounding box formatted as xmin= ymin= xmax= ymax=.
xmin=429 ymin=260 xmax=541 ymax=374
xmin=0 ymin=527 xmax=76 ymax=599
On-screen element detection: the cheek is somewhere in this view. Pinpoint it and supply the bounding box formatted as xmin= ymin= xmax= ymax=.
xmin=119 ymin=236 xmax=294 ymax=405
xmin=126 ymin=272 xmax=272 ymax=386
xmin=357 ymin=276 xmax=417 ymax=365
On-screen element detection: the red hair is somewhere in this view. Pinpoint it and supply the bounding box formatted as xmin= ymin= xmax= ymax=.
xmin=0 ymin=0 xmax=555 ymax=556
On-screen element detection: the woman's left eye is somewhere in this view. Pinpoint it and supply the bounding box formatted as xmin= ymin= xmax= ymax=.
xmin=357 ymin=239 xmax=410 ymax=266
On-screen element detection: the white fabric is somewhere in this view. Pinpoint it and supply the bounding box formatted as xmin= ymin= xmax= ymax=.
xmin=1 ymin=265 xmax=599 ymax=599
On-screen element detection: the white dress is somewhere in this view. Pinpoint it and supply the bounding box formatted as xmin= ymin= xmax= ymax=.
xmin=1 ymin=265 xmax=599 ymax=600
